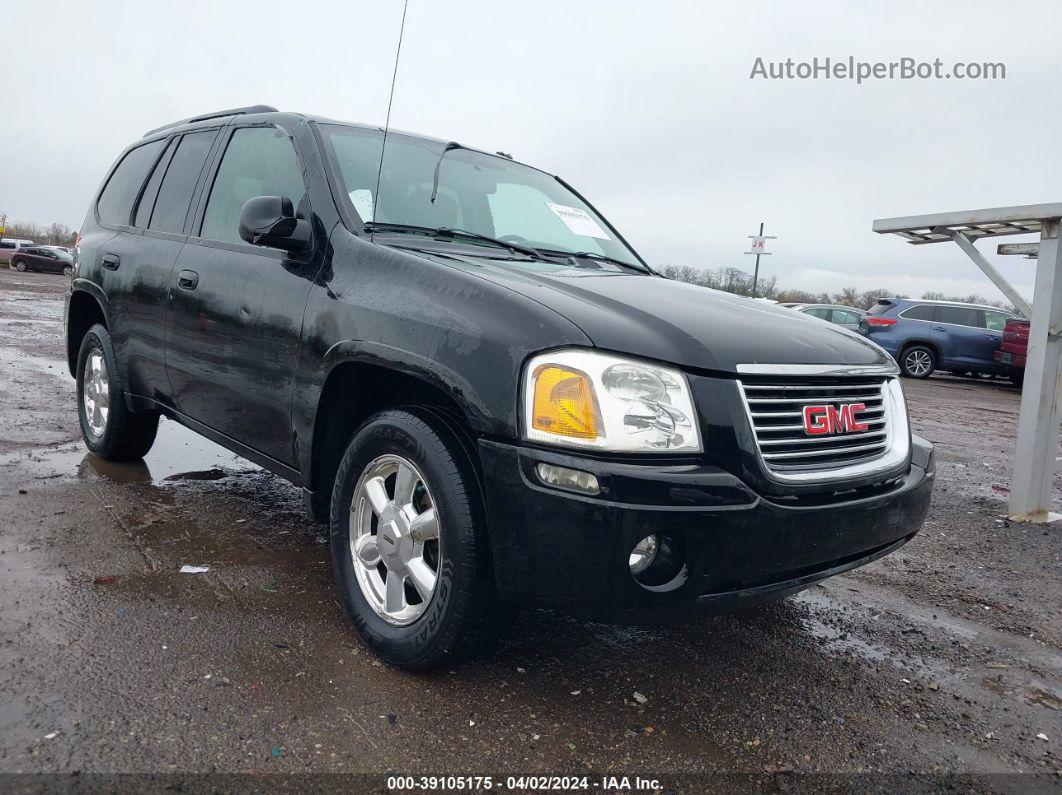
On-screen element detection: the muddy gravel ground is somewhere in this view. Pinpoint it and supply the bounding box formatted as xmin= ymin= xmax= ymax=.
xmin=0 ymin=269 xmax=1059 ymax=793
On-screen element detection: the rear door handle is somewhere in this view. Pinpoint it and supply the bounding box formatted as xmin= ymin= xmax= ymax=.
xmin=101 ymin=253 xmax=120 ymax=270
xmin=177 ymin=269 xmax=199 ymax=290
xmin=932 ymin=325 xmax=946 ymax=331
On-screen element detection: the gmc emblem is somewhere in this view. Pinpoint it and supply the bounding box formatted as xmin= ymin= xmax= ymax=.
xmin=802 ymin=403 xmax=869 ymax=435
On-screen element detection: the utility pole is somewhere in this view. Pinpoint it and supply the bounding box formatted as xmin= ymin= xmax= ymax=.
xmin=745 ymin=222 xmax=777 ymax=298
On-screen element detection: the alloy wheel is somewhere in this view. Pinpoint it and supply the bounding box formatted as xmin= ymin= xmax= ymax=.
xmin=905 ymin=349 xmax=932 ymax=376
xmin=349 ymin=454 xmax=441 ymax=626
xmin=82 ymin=349 xmax=110 ymax=437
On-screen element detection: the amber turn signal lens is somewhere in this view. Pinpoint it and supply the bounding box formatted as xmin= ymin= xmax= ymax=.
xmin=531 ymin=365 xmax=600 ymax=439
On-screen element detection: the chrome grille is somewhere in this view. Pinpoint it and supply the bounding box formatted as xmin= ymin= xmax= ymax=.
xmin=737 ymin=373 xmax=904 ymax=480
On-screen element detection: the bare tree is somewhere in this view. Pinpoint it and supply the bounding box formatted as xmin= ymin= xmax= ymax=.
xmin=3 ymin=219 xmax=76 ymax=246
xmin=832 ymin=286 xmax=860 ymax=306
xmin=659 ymin=265 xmax=711 ymax=286
xmin=858 ymin=288 xmax=894 ymax=308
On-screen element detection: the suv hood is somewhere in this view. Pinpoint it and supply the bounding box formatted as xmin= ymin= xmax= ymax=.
xmin=404 ymin=246 xmax=892 ymax=373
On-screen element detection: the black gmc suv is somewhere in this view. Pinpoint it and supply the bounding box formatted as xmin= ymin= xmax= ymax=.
xmin=66 ymin=105 xmax=934 ymax=670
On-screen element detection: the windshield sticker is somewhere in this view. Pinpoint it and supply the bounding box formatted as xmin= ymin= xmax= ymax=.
xmin=349 ymin=189 xmax=375 ymax=222
xmin=546 ymin=202 xmax=610 ymax=239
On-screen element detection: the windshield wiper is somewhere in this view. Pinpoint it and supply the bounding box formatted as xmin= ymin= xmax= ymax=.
xmin=535 ymin=248 xmax=655 ymax=275
xmin=365 ymin=223 xmax=542 ymax=259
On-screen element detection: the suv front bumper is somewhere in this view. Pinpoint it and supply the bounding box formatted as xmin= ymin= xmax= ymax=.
xmin=478 ymin=436 xmax=934 ymax=623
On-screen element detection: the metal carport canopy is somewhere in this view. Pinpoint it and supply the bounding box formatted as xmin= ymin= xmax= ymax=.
xmin=873 ymin=203 xmax=1062 ymax=523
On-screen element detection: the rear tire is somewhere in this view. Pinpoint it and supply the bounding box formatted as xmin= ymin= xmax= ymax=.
xmin=1010 ymin=370 xmax=1024 ymax=388
xmin=14 ymin=260 xmax=25 ymax=272
xmin=76 ymin=324 xmax=159 ymax=460
xmin=63 ymin=266 xmax=73 ymax=277
xmin=899 ymin=344 xmax=935 ymax=379
xmin=329 ymin=407 xmax=507 ymax=670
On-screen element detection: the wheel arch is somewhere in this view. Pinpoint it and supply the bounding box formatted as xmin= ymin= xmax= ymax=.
xmin=304 ymin=355 xmax=485 ymax=524
xmin=898 ymin=338 xmax=941 ymax=364
xmin=66 ymin=285 xmax=110 ymax=377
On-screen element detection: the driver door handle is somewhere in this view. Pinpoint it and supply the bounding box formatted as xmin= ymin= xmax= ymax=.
xmin=177 ymin=269 xmax=199 ymax=290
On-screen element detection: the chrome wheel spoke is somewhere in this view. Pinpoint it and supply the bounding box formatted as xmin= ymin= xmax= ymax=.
xmin=393 ymin=461 xmax=417 ymax=506
xmin=407 ymin=557 xmax=437 ymax=600
xmin=409 ymin=507 xmax=438 ymax=542
xmin=384 ymin=571 xmax=406 ymax=614
xmin=364 ymin=476 xmax=390 ymax=515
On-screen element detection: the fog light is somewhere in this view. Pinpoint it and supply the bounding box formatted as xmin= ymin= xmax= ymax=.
xmin=536 ymin=463 xmax=600 ymax=495
xmin=628 ymin=534 xmax=659 ymax=575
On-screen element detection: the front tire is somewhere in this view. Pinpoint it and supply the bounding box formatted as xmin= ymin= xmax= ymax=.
xmin=76 ymin=324 xmax=159 ymax=460
xmin=900 ymin=344 xmax=936 ymax=379
xmin=14 ymin=260 xmax=25 ymax=272
xmin=330 ymin=407 xmax=505 ymax=670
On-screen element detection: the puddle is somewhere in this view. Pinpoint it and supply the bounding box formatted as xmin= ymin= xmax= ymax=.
xmin=1 ymin=417 xmax=259 ymax=484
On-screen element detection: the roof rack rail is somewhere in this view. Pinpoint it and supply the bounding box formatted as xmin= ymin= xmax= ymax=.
xmin=143 ymin=105 xmax=278 ymax=137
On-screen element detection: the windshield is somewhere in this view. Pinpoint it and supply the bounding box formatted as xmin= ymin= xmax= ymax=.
xmin=325 ymin=125 xmax=641 ymax=266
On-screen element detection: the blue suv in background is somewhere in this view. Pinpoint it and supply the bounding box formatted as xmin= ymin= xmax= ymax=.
xmin=860 ymin=298 xmax=1015 ymax=379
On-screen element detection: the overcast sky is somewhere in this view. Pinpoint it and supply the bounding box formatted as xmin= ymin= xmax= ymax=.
xmin=4 ymin=0 xmax=1059 ymax=301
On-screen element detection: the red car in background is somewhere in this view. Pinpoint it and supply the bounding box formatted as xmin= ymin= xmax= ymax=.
xmin=994 ymin=318 xmax=1029 ymax=387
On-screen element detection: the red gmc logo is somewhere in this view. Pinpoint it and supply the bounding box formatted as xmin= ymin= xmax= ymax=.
xmin=802 ymin=403 xmax=869 ymax=435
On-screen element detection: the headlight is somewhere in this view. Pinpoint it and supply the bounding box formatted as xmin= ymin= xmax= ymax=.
xmin=522 ymin=349 xmax=702 ymax=452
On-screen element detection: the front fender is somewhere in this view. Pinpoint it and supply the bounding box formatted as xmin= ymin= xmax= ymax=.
xmin=319 ymin=339 xmax=494 ymax=433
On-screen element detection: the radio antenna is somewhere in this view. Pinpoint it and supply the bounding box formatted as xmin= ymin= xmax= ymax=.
xmin=371 ymin=0 xmax=410 ymax=226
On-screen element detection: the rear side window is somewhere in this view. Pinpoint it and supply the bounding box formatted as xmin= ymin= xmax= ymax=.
xmin=0 ymin=242 xmax=14 ymax=250
xmin=148 ymin=131 xmax=217 ymax=234
xmin=901 ymin=304 xmax=936 ymax=321
xmin=833 ymin=309 xmax=861 ymax=325
xmin=97 ymin=139 xmax=166 ymax=226
xmin=936 ymin=305 xmax=981 ymax=327
xmin=802 ymin=307 xmax=831 ymax=320
xmin=200 ymin=127 xmax=306 ymax=245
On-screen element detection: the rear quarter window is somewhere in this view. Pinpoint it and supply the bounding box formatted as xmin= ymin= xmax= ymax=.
xmin=900 ymin=304 xmax=936 ymax=321
xmin=97 ymin=139 xmax=167 ymax=226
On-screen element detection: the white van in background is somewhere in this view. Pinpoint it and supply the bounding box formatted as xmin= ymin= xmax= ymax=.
xmin=0 ymin=239 xmax=35 ymax=265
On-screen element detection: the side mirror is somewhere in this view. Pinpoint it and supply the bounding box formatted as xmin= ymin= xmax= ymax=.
xmin=238 ymin=196 xmax=311 ymax=252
